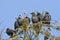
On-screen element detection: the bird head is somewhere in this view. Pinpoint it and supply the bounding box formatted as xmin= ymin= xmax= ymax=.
xmin=6 ymin=28 xmax=10 ymax=30
xmin=37 ymin=12 xmax=41 ymax=15
xmin=31 ymin=12 xmax=36 ymax=16
xmin=45 ymin=12 xmax=49 ymax=14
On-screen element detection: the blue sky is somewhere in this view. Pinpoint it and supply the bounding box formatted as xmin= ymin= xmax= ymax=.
xmin=0 ymin=0 xmax=60 ymax=40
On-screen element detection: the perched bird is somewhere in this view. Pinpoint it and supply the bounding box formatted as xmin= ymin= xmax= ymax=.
xmin=31 ymin=12 xmax=38 ymax=23
xmin=6 ymin=28 xmax=16 ymax=37
xmin=43 ymin=12 xmax=51 ymax=24
xmin=14 ymin=16 xmax=23 ymax=35
xmin=25 ymin=16 xmax=30 ymax=23
xmin=17 ymin=16 xmax=23 ymax=26
xmin=37 ymin=12 xmax=43 ymax=22
xmin=22 ymin=16 xmax=30 ymax=29
xmin=14 ymin=16 xmax=23 ymax=30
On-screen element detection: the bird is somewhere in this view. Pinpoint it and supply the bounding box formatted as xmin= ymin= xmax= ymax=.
xmin=31 ymin=12 xmax=38 ymax=23
xmin=37 ymin=12 xmax=43 ymax=22
xmin=43 ymin=12 xmax=51 ymax=24
xmin=14 ymin=16 xmax=23 ymax=30
xmin=17 ymin=16 xmax=23 ymax=26
xmin=6 ymin=28 xmax=16 ymax=38
xmin=25 ymin=16 xmax=30 ymax=23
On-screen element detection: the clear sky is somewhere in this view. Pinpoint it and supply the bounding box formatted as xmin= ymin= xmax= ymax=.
xmin=0 ymin=0 xmax=60 ymax=40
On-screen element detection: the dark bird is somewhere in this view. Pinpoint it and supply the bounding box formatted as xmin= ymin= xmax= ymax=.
xmin=31 ymin=12 xmax=38 ymax=23
xmin=17 ymin=16 xmax=23 ymax=26
xmin=43 ymin=12 xmax=51 ymax=24
xmin=14 ymin=16 xmax=23 ymax=30
xmin=6 ymin=28 xmax=16 ymax=37
xmin=37 ymin=12 xmax=43 ymax=22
